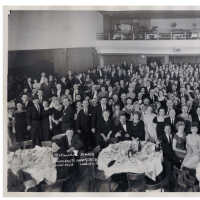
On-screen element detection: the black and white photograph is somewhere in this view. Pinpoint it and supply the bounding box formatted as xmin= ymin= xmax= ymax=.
xmin=4 ymin=6 xmax=200 ymax=195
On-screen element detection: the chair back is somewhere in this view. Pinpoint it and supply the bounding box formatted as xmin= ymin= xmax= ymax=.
xmin=145 ymin=175 xmax=168 ymax=192
xmin=127 ymin=173 xmax=145 ymax=192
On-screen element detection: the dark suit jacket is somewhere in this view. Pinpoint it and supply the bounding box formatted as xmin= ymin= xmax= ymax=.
xmin=76 ymin=109 xmax=92 ymax=133
xmin=92 ymin=104 xmax=112 ymax=129
xmin=164 ymin=117 xmax=179 ymax=136
xmin=61 ymin=105 xmax=75 ymax=131
xmin=52 ymin=133 xmax=83 ymax=151
xmin=113 ymin=121 xmax=132 ymax=141
xmin=52 ymin=133 xmax=84 ymax=180
xmin=160 ymin=133 xmax=175 ymax=163
xmin=97 ymin=118 xmax=113 ymax=136
xmin=26 ymin=104 xmax=42 ymax=126
xmin=130 ymin=120 xmax=145 ymax=141
xmin=24 ymin=81 xmax=33 ymax=92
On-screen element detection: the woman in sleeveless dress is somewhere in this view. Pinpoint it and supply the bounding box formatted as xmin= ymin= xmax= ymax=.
xmin=172 ymin=121 xmax=187 ymax=163
xmin=143 ymin=105 xmax=157 ymax=143
xmin=182 ymin=122 xmax=200 ymax=169
xmin=153 ymin=107 xmax=166 ymax=141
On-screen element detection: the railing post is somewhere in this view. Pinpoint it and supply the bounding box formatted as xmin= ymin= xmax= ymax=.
xmin=171 ymin=32 xmax=173 ymax=40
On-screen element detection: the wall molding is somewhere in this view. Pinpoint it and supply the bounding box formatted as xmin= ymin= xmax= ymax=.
xmin=96 ymin=40 xmax=200 ymax=55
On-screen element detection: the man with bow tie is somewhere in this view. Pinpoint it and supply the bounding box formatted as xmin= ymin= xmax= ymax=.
xmin=113 ymin=112 xmax=132 ymax=142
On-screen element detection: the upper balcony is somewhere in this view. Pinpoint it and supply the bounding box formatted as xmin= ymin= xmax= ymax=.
xmin=96 ymin=31 xmax=200 ymax=41
xmin=96 ymin=32 xmax=200 ymax=55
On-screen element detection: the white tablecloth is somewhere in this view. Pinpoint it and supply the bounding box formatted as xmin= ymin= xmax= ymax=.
xmin=97 ymin=141 xmax=163 ymax=181
xmin=8 ymin=145 xmax=58 ymax=190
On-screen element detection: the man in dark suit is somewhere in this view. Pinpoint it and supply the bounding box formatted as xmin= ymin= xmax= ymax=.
xmin=148 ymin=88 xmax=158 ymax=104
xmin=164 ymin=109 xmax=178 ymax=136
xmin=96 ymin=110 xmax=114 ymax=148
xmin=76 ymin=100 xmax=96 ymax=151
xmin=160 ymin=124 xmax=180 ymax=191
xmin=36 ymin=89 xmax=47 ymax=105
xmin=51 ymin=129 xmax=84 ymax=191
xmin=92 ymin=97 xmax=112 ymax=132
xmin=61 ymin=97 xmax=75 ymax=132
xmin=21 ymin=94 xmax=33 ymax=111
xmin=53 ymin=83 xmax=64 ymax=98
xmin=26 ymin=97 xmax=42 ymax=148
xmin=112 ymin=112 xmax=132 ymax=142
xmin=24 ymin=77 xmax=33 ymax=93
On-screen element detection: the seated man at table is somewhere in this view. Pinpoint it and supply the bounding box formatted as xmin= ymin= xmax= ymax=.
xmin=112 ymin=112 xmax=132 ymax=142
xmin=96 ymin=110 xmax=114 ymax=149
xmin=52 ymin=128 xmax=84 ymax=191
xmin=130 ymin=111 xmax=145 ymax=141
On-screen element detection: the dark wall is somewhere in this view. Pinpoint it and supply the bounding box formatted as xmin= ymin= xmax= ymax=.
xmin=8 ymin=47 xmax=98 ymax=77
xmin=103 ymin=54 xmax=147 ymax=66
xmin=8 ymin=49 xmax=54 ymax=78
xmin=169 ymin=56 xmax=200 ymax=64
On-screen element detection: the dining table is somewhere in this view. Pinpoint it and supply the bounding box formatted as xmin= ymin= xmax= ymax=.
xmin=97 ymin=140 xmax=163 ymax=182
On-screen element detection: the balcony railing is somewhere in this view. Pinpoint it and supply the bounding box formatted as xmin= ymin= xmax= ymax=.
xmin=96 ymin=31 xmax=200 ymax=40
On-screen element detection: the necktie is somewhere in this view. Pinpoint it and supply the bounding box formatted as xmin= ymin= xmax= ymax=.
xmin=169 ymin=135 xmax=172 ymax=145
xmin=36 ymin=104 xmax=40 ymax=113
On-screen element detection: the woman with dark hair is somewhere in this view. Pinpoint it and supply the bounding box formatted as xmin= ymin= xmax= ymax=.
xmin=182 ymin=122 xmax=200 ymax=169
xmin=172 ymin=121 xmax=187 ymax=162
xmin=51 ymin=100 xmax=63 ymax=136
xmin=153 ymin=107 xmax=166 ymax=140
xmin=130 ymin=111 xmax=145 ymax=141
xmin=177 ymin=105 xmax=192 ymax=135
xmin=123 ymin=97 xmax=134 ymax=120
xmin=41 ymin=100 xmax=52 ymax=141
xmin=13 ymin=103 xmax=27 ymax=145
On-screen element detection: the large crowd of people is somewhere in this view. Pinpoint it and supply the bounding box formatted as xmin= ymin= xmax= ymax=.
xmin=7 ymin=61 xmax=200 ymax=191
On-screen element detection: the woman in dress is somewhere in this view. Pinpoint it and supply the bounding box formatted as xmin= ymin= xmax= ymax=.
xmin=153 ymin=107 xmax=166 ymax=140
xmin=13 ymin=103 xmax=27 ymax=146
xmin=143 ymin=105 xmax=157 ymax=143
xmin=172 ymin=121 xmax=187 ymax=163
xmin=41 ymin=100 xmax=52 ymax=141
xmin=123 ymin=97 xmax=134 ymax=120
xmin=178 ymin=105 xmax=192 ymax=135
xmin=182 ymin=122 xmax=200 ymax=169
xmin=157 ymin=89 xmax=167 ymax=109
xmin=51 ymin=100 xmax=63 ymax=136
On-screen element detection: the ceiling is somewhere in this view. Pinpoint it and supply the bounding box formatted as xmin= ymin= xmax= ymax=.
xmin=99 ymin=10 xmax=200 ymax=19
